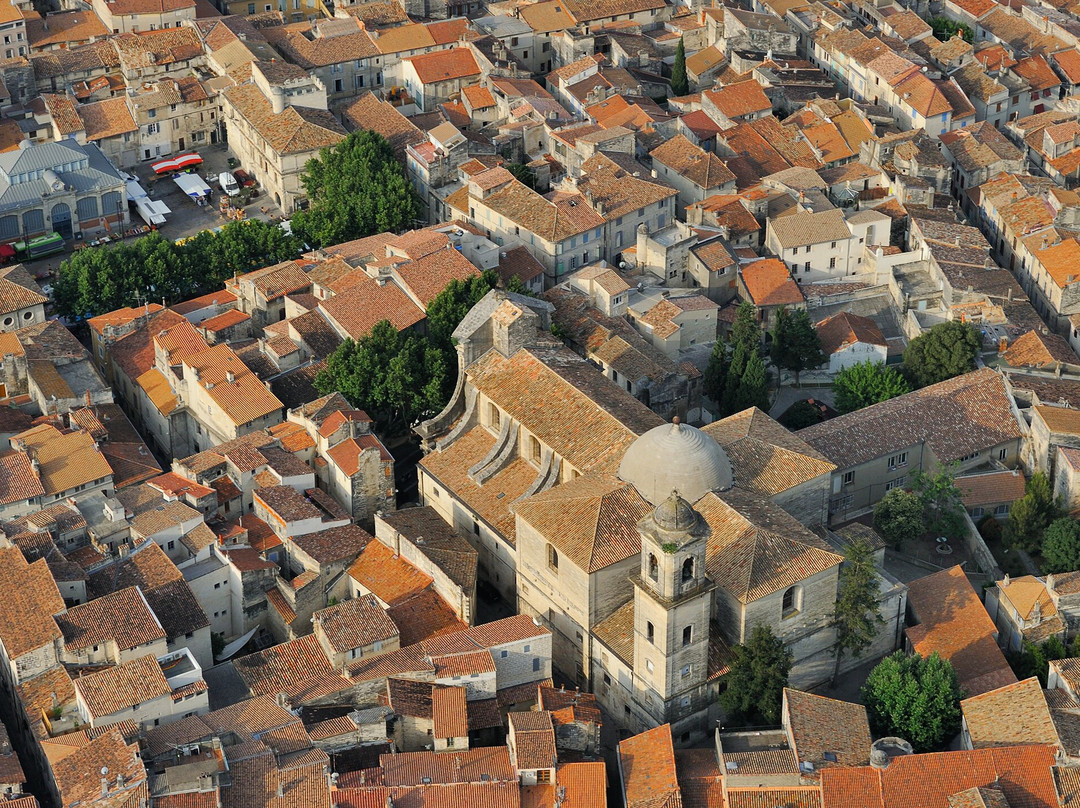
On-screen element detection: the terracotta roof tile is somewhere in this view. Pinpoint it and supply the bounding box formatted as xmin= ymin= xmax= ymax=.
xmin=740 ymin=258 xmax=805 ymax=307
xmin=347 ymin=540 xmax=433 ymax=606
xmin=904 ymin=565 xmax=1016 ymax=696
xmin=58 ymin=586 xmax=165 ymax=652
xmin=650 ymin=133 xmax=737 ymax=191
xmin=432 ymin=685 xmax=468 ymax=738
xmin=961 ymin=676 xmax=1058 ymax=749
xmin=820 ymin=745 xmax=1057 ymax=808
xmin=313 ymin=594 xmax=399 ymax=653
xmin=619 ymin=724 xmax=681 ymax=808
xmin=75 ymin=654 xmax=174 ymax=719
xmin=797 ymin=369 xmax=1021 ymax=468
xmin=784 ymin=688 xmax=872 ymax=770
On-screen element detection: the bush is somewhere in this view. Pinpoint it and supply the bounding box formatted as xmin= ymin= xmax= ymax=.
xmin=978 ymin=515 xmax=1002 ymax=544
xmin=779 ymin=400 xmax=824 ymax=430
xmin=873 ymin=489 xmax=926 ymax=548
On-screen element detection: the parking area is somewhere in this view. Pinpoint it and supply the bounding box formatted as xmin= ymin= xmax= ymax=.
xmin=22 ymin=145 xmax=287 ymax=283
xmin=137 ymin=144 xmax=287 ymax=243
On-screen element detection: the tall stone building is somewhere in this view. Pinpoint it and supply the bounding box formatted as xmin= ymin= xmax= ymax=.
xmin=417 ymin=291 xmax=901 ymax=745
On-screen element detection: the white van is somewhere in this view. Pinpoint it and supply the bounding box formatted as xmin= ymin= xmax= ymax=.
xmin=219 ymin=172 xmax=239 ymax=196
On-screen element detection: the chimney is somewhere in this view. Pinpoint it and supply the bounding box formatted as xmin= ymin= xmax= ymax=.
xmin=1048 ymin=572 xmax=1056 ymax=591
xmin=226 ymin=370 xmax=236 ymax=383
xmin=1003 ymin=573 xmax=1011 ymax=587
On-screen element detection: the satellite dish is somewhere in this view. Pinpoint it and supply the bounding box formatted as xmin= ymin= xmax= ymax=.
xmin=101 ymin=767 xmax=109 ymax=776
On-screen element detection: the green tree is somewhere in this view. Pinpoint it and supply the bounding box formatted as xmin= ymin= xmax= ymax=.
xmin=671 ymin=36 xmax=690 ymax=98
xmin=703 ymin=337 xmax=728 ymax=404
xmin=736 ymin=349 xmax=771 ymax=411
xmin=833 ymin=360 xmax=911 ymax=414
xmin=291 ymin=130 xmax=421 ymax=248
xmin=719 ymin=624 xmax=792 ymax=727
xmin=910 ymin=465 xmax=966 ymax=541
xmin=1008 ymin=636 xmax=1069 ymax=685
xmin=901 ymin=321 xmax=981 ymax=388
xmin=729 ymin=300 xmax=760 ymax=352
xmin=770 ymin=307 xmax=824 ymax=386
xmin=1043 ymin=518 xmax=1080 ymax=573
xmin=505 ymin=162 xmax=536 ymax=190
xmin=1004 ymin=471 xmax=1062 ymax=554
xmin=929 ymin=16 xmax=974 ymax=42
xmin=873 ymin=488 xmax=926 ymax=548
xmin=426 ymin=269 xmax=500 ymax=350
xmin=831 ymin=536 xmax=885 ymax=685
xmin=315 ymin=320 xmax=448 ymax=435
xmin=779 ymin=399 xmax=824 ymax=430
xmin=719 ymin=302 xmax=767 ymax=416
xmin=861 ymin=651 xmax=964 ymax=752
xmin=53 ymin=221 xmax=302 ymax=319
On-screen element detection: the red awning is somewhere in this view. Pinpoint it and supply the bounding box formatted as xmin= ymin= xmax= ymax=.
xmin=151 ymin=153 xmax=203 ymax=174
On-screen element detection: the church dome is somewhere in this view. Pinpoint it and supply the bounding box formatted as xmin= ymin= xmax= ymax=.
xmin=618 ymin=418 xmax=733 ymax=506
xmin=653 ymin=490 xmax=698 ymax=532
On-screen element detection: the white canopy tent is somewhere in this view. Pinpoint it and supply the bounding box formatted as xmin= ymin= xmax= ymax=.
xmin=173 ymin=173 xmax=212 ymax=199
xmin=125 ymin=176 xmax=170 ymax=225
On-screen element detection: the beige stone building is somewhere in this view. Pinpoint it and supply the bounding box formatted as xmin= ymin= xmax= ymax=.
xmin=127 ymin=76 xmax=214 ymax=160
xmin=417 ymin=291 xmax=896 ymax=744
xmin=797 ymin=368 xmax=1024 ymax=522
xmin=221 ymin=61 xmax=345 ymax=213
xmin=91 ymin=0 xmax=195 ymax=35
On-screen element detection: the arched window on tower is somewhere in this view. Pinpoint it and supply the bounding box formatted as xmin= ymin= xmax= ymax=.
xmin=682 ymin=557 xmax=694 ymax=583
xmin=647 ymin=622 xmax=655 ymax=643
xmin=648 ymin=554 xmax=658 ymax=581
xmin=682 ymin=625 xmax=692 ymax=647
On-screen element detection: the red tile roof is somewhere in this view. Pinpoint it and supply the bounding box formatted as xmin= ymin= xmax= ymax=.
xmin=619 ymin=724 xmax=681 ymax=808
xmin=820 ymin=745 xmax=1057 ymax=808
xmin=905 ymin=565 xmax=1016 ymax=696
xmin=741 ymin=258 xmax=804 ymax=307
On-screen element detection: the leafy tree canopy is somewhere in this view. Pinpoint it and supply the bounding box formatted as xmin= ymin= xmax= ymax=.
xmin=778 ymin=399 xmax=824 ymax=430
xmin=54 ymin=221 xmax=302 ymax=320
xmin=1004 ymin=471 xmax=1062 ymax=554
xmin=315 ymin=271 xmax=500 ymax=436
xmin=833 ymin=360 xmax=911 ymax=414
xmin=292 ymin=130 xmax=421 ymax=248
xmin=315 ymin=321 xmax=448 ymax=436
xmin=901 ymin=321 xmax=981 ymax=388
xmin=911 ymin=465 xmax=966 ymax=541
xmin=719 ymin=302 xmax=770 ymax=416
xmin=703 ymin=336 xmax=729 ymax=404
xmin=770 ymin=306 xmax=825 ymax=385
xmin=862 ymin=651 xmax=964 ymax=752
xmin=719 ymin=624 xmax=793 ymax=727
xmin=929 ymin=15 xmax=974 ymax=42
xmin=873 ymin=488 xmax=925 ymax=548
xmin=1041 ymin=517 xmax=1080 ymax=573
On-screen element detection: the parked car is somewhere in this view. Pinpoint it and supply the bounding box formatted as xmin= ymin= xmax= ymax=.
xmin=233 ymin=169 xmax=255 ymax=188
xmin=218 ymin=171 xmax=239 ymax=196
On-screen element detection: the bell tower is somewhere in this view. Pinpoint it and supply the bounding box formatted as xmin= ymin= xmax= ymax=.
xmin=632 ymin=490 xmax=715 ymax=725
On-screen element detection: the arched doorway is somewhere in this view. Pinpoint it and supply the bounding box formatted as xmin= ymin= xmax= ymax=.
xmin=50 ymin=202 xmax=72 ymax=239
